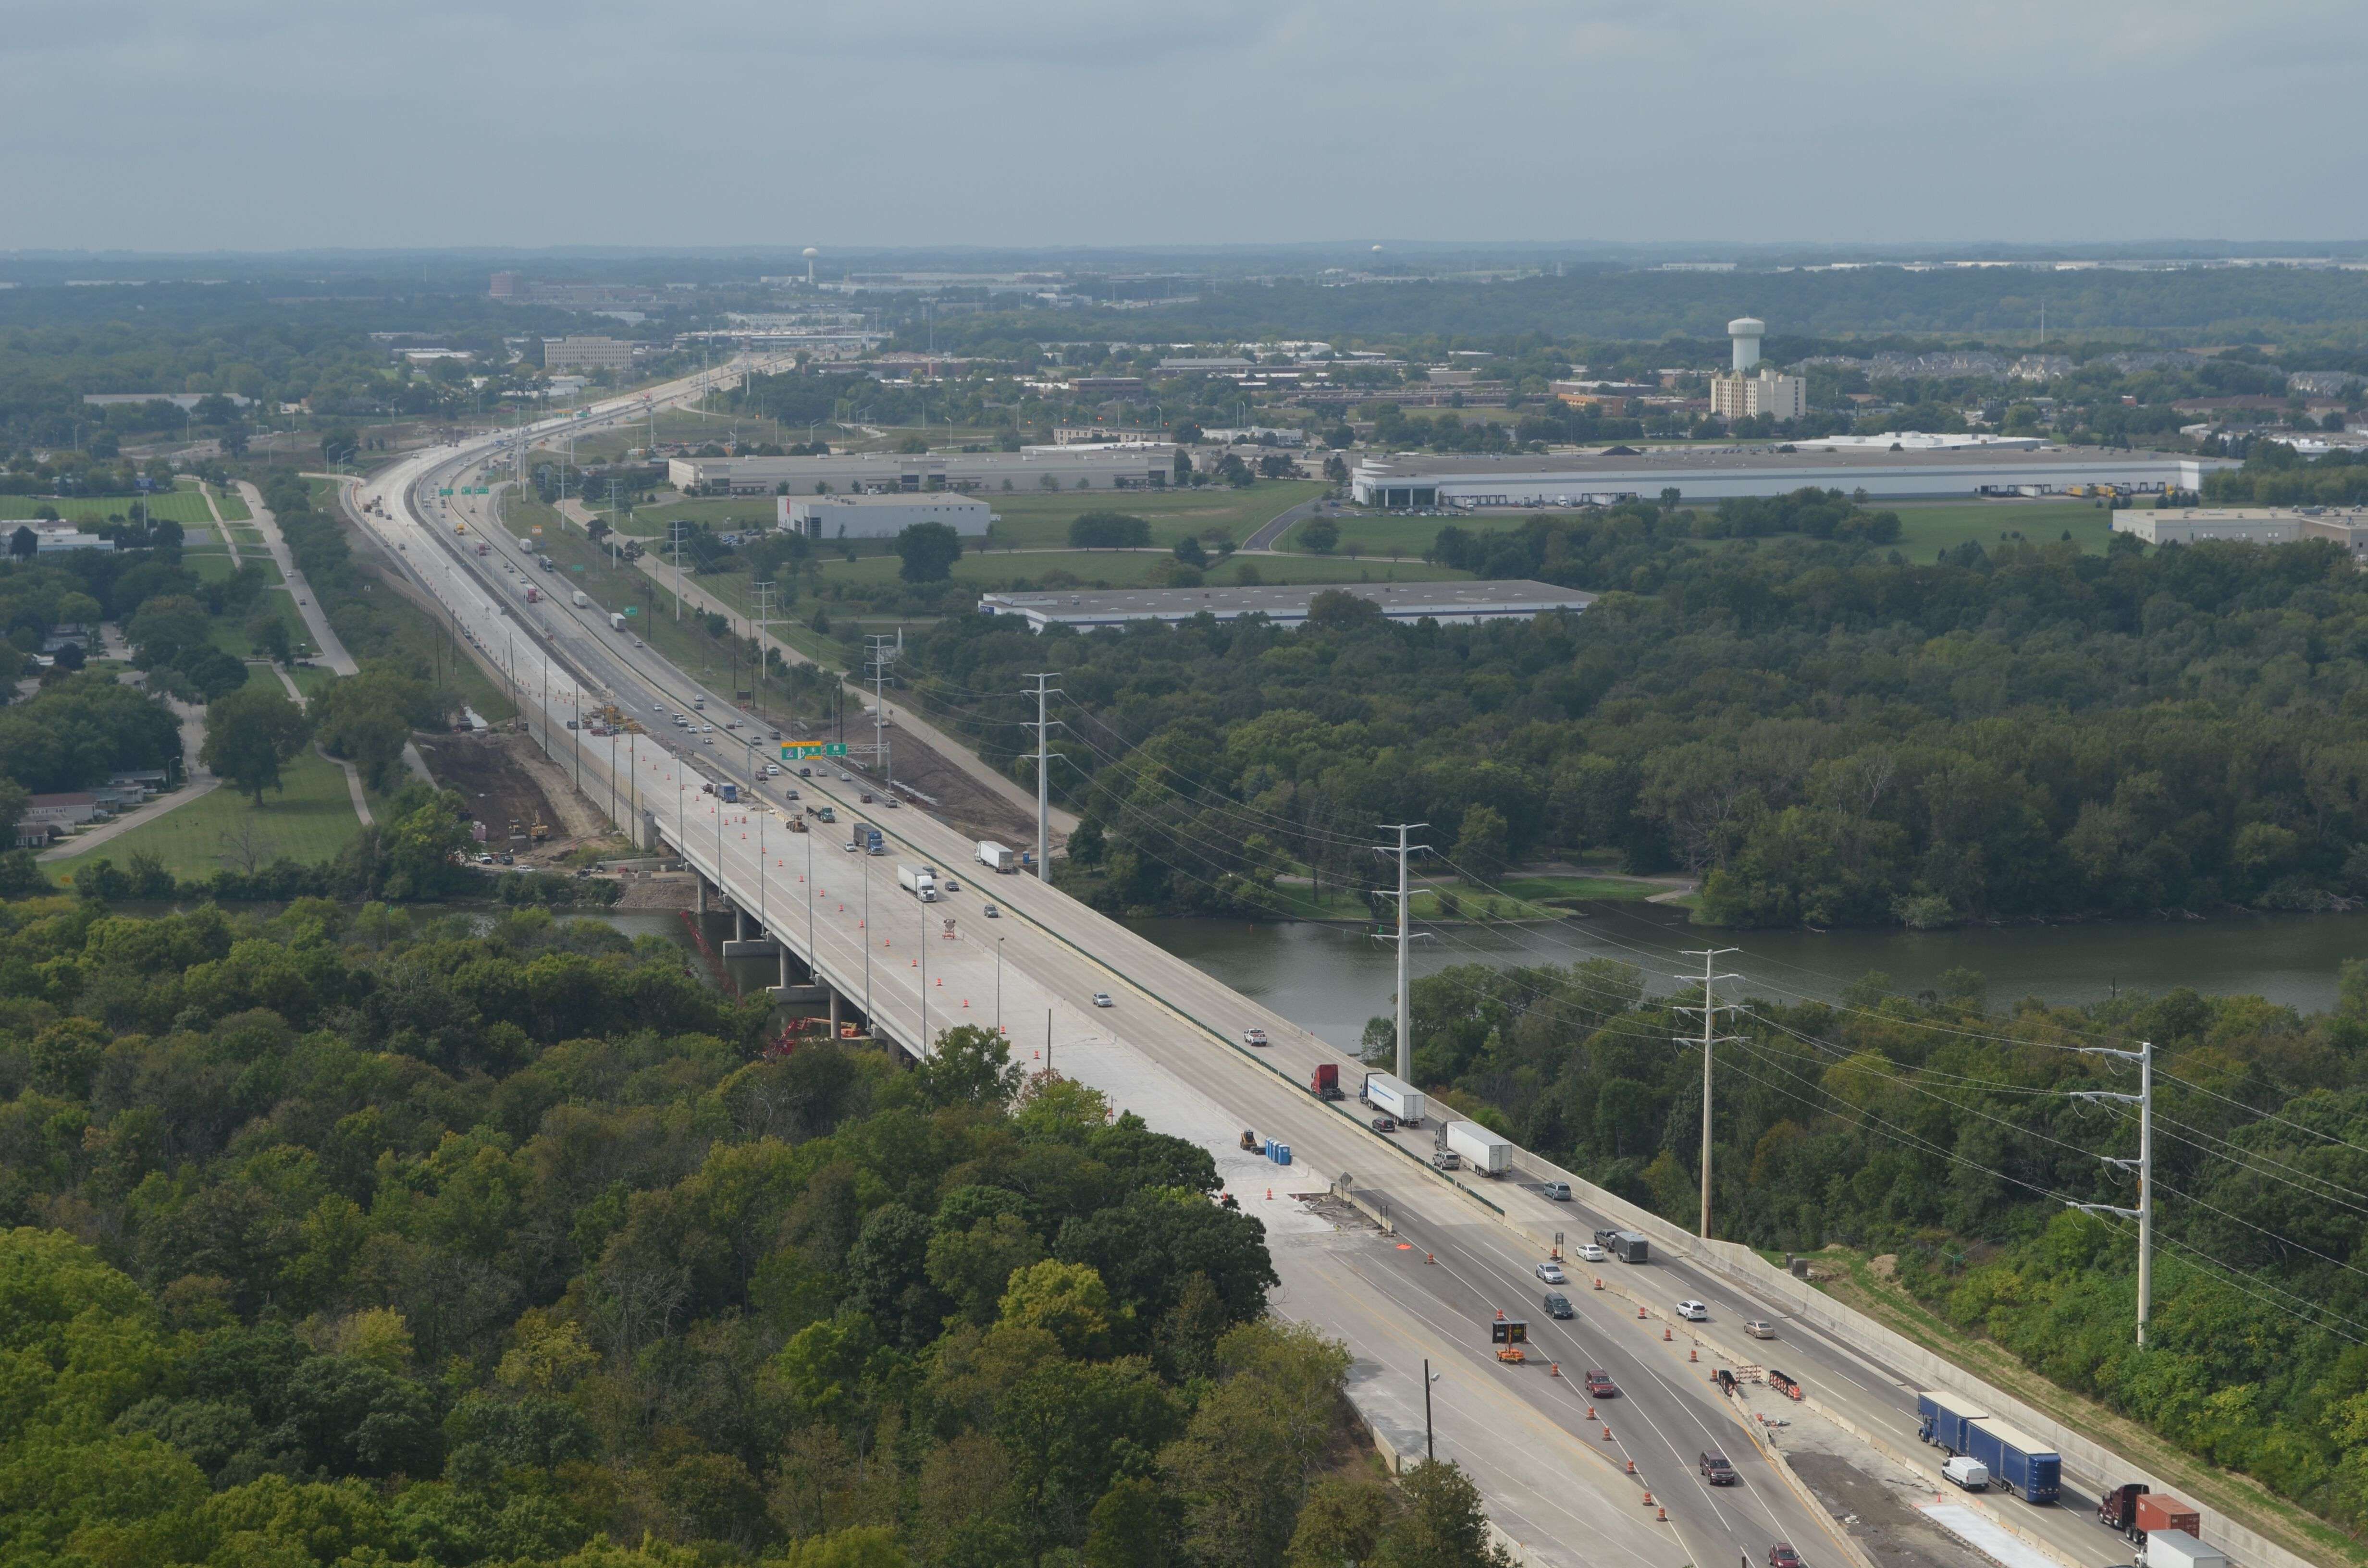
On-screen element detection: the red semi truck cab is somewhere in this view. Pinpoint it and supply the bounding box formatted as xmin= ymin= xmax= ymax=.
xmin=1309 ymin=1063 xmax=1343 ymax=1100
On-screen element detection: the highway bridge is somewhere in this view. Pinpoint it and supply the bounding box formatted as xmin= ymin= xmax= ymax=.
xmin=335 ymin=369 xmax=2263 ymax=1568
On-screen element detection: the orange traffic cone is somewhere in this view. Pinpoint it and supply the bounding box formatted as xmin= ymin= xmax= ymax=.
xmin=1656 ymin=1507 xmax=1667 ymax=1522
xmin=1636 ymin=1307 xmax=1646 ymax=1319
xmin=1625 ymin=1460 xmax=1635 ymax=1475
xmin=1640 ymin=1491 xmax=1654 ymax=1507
xmin=1549 ymin=1363 xmax=1560 ymax=1378
xmin=1663 ymin=1327 xmax=1672 ymax=1342
xmin=1601 ymin=1426 xmax=1612 ymax=1441
xmin=1689 ymin=1348 xmax=1697 ymax=1362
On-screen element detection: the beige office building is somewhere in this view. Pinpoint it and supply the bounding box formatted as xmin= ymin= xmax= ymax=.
xmin=2112 ymin=508 xmax=2368 ymax=556
xmin=1709 ymin=368 xmax=1807 ymax=422
xmin=542 ymin=336 xmax=636 ymax=372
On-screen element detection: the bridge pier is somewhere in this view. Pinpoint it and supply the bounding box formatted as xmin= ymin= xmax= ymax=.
xmin=694 ymin=876 xmax=709 ymax=915
xmin=736 ymin=906 xmax=757 ymax=943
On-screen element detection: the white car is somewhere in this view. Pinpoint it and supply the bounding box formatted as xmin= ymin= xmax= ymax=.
xmin=1535 ymin=1261 xmax=1567 ymax=1285
xmin=1676 ymin=1299 xmax=1709 ymax=1322
xmin=1243 ymin=1027 xmax=1269 ymax=1047
xmin=1575 ymin=1243 xmax=1605 ymax=1263
xmin=1092 ymin=992 xmax=1114 ymax=1008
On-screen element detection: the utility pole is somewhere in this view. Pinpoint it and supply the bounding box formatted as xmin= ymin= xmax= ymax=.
xmin=1024 ymin=672 xmax=1061 ymax=881
xmin=1674 ymin=948 xmax=1742 ymax=1241
xmin=752 ymin=580 xmax=777 ymax=714
xmin=671 ymin=521 xmax=685 ymax=621
xmin=2070 ymin=1040 xmax=2154 ymax=1346
xmin=865 ymin=634 xmax=897 ymax=791
xmin=1373 ymin=823 xmax=1430 ymax=1083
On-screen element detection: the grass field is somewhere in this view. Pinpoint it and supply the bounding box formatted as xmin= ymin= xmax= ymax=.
xmin=1880 ymin=499 xmax=2121 ymax=558
xmin=596 ymin=480 xmax=1332 ymax=552
xmin=46 ymin=748 xmax=365 ymax=885
xmin=208 ymin=483 xmax=250 ymax=522
xmin=0 ymin=490 xmax=218 ymax=526
xmin=801 ymin=548 xmax=1464 ymax=593
xmin=1307 ymin=496 xmax=2128 ymax=563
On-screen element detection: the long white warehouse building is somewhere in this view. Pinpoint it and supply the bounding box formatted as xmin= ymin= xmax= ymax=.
xmin=673 ymin=446 xmax=1175 ymax=496
xmin=1352 ymin=443 xmax=2231 ymax=509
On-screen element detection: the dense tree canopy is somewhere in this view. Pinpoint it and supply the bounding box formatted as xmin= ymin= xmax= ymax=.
xmin=911 ymin=511 xmax=2368 ymax=928
xmin=0 ymin=898 xmax=1501 ymax=1568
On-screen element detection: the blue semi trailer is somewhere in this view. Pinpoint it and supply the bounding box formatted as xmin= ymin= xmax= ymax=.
xmin=1915 ymin=1391 xmax=1989 ymax=1454
xmin=1962 ymin=1419 xmax=2061 ymax=1505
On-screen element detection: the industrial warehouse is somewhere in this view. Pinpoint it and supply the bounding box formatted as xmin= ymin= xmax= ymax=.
xmin=778 ymin=493 xmax=994 ymax=538
xmin=670 ymin=445 xmax=1176 ymax=495
xmin=976 ymin=579 xmax=1596 ymax=632
xmin=1350 ymin=442 xmax=2233 ymax=509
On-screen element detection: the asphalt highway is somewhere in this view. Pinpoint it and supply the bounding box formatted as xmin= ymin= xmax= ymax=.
xmin=340 ymin=382 xmax=2149 ymax=1568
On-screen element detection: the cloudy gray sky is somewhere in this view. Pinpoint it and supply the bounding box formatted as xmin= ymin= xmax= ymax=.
xmin=9 ymin=0 xmax=2364 ymax=251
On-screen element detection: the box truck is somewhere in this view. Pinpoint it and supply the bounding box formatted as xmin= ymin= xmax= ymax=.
xmin=897 ymin=864 xmax=937 ymax=900
xmin=610 ymin=612 xmax=627 ymax=630
xmin=1360 ymin=1072 xmax=1426 ymax=1126
xmin=1437 ymin=1119 xmax=1513 ymax=1176
xmin=976 ymin=840 xmax=1019 ymax=873
xmin=717 ymin=782 xmax=737 ymax=803
xmin=572 ymin=590 xmax=590 ymax=607
xmin=1961 ymin=1418 xmax=2060 ymax=1504
xmin=1915 ymin=1391 xmax=1990 ymax=1455
xmin=1589 ymin=1229 xmax=1648 ymax=1263
xmin=2139 ymin=1533 xmax=2228 ymax=1568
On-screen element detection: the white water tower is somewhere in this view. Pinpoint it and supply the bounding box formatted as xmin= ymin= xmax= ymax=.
xmin=1728 ymin=316 xmax=1764 ymax=372
xmin=804 ymin=246 xmax=819 ymax=285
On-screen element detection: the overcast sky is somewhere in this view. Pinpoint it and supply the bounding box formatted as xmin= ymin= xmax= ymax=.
xmin=11 ymin=0 xmax=2364 ymax=252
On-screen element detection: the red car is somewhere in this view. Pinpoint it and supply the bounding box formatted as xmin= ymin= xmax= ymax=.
xmin=1583 ymin=1370 xmax=1619 ymax=1398
xmin=1768 ymin=1546 xmax=1802 ymax=1568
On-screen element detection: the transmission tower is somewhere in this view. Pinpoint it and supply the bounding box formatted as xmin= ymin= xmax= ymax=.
xmin=1023 ymin=673 xmax=1061 ymax=881
xmin=2070 ymin=1040 xmax=2154 ymax=1345
xmin=1372 ymin=823 xmax=1430 ymax=1082
xmin=1673 ymin=948 xmax=1742 ymax=1240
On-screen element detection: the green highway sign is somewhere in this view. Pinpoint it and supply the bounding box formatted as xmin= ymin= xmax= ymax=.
xmin=781 ymin=741 xmax=851 ymax=759
xmin=437 ymin=487 xmax=454 ymax=496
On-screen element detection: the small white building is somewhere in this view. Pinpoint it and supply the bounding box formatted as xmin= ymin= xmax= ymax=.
xmin=779 ymin=493 xmax=995 ymax=540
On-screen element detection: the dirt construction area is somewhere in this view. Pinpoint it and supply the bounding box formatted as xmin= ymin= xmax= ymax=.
xmin=872 ymin=723 xmax=1036 ymax=849
xmin=413 ymin=730 xmax=616 ymax=865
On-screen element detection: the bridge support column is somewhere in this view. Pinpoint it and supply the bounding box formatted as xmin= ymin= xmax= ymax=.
xmin=778 ymin=945 xmax=795 ymax=992
xmin=829 ymin=988 xmax=841 ymax=1038
xmin=694 ymin=877 xmax=709 ymax=915
xmin=737 ymin=906 xmax=757 ymax=943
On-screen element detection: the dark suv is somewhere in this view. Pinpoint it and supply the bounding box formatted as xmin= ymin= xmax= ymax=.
xmin=1700 ymin=1451 xmax=1736 ymax=1485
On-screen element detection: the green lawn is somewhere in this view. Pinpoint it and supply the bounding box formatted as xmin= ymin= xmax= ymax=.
xmin=0 ymin=490 xmax=217 ymax=526
xmin=46 ymin=749 xmax=364 ymax=885
xmin=975 ymin=482 xmax=1329 ymax=549
xmin=596 ymin=480 xmax=1331 ymax=553
xmin=1292 ymin=512 xmax=1481 ymax=559
xmin=805 ymin=549 xmax=1465 ymax=592
xmin=208 ymin=483 xmax=251 ymax=522
xmin=1878 ymin=499 xmax=2121 ymax=559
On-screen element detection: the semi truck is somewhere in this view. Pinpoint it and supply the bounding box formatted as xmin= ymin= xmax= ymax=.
xmin=1308 ymin=1063 xmax=1343 ymax=1101
xmin=1360 ymin=1072 xmax=1426 ymax=1126
xmin=1915 ymin=1391 xmax=1990 ymax=1455
xmin=1961 ymin=1418 xmax=2061 ymax=1505
xmin=2138 ymin=1533 xmax=2228 ymax=1568
xmin=850 ymin=823 xmax=882 ymax=853
xmin=1437 ymin=1118 xmax=1513 ymax=1176
xmin=522 ymin=585 xmax=540 ymax=602
xmin=975 ymin=840 xmax=1019 ymax=873
xmin=897 ymin=864 xmax=939 ymax=901
xmin=2101 ymin=1485 xmax=2202 ymax=1545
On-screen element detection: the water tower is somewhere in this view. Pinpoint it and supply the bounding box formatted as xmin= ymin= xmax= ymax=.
xmin=803 ymin=246 xmax=818 ymax=285
xmin=1727 ymin=317 xmax=1764 ymax=372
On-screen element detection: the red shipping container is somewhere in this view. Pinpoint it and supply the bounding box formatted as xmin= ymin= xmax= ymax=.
xmin=2137 ymin=1495 xmax=2201 ymax=1536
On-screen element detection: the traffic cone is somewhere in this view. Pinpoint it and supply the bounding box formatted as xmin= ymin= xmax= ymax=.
xmin=1601 ymin=1426 xmax=1612 ymax=1441
xmin=1641 ymin=1491 xmax=1653 ymax=1507
xmin=1637 ymin=1306 xmax=1646 ymax=1319
xmin=1594 ymin=1277 xmax=1603 ymax=1290
xmin=1425 ymin=1253 xmax=1436 ymax=1265
xmin=934 ymin=977 xmax=941 ymax=986
xmin=962 ymin=998 xmax=970 ymax=1008
xmin=1625 ymin=1460 xmax=1635 ymax=1475
xmin=1689 ymin=1348 xmax=1697 ymax=1362
xmin=1656 ymin=1507 xmax=1667 ymax=1522
xmin=1266 ymin=1188 xmax=1272 ymax=1200
xmin=1586 ymin=1405 xmax=1595 ymax=1420
xmin=1663 ymin=1327 xmax=1672 ymax=1342
xmin=1549 ymin=1363 xmax=1560 ymax=1378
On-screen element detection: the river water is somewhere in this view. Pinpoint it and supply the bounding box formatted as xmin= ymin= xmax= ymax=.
xmin=1123 ymin=904 xmax=2368 ymax=1051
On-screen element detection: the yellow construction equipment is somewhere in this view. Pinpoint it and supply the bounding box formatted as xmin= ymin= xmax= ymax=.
xmin=530 ymin=815 xmax=550 ymax=844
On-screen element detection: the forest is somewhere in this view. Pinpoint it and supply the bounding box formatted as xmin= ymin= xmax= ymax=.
xmin=905 ymin=480 xmax=2368 ymax=930
xmin=1375 ymin=952 xmax=2368 ymax=1543
xmin=0 ymin=896 xmax=1505 ymax=1568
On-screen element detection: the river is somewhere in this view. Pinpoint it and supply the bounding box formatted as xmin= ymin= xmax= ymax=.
xmin=1123 ymin=904 xmax=2368 ymax=1051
